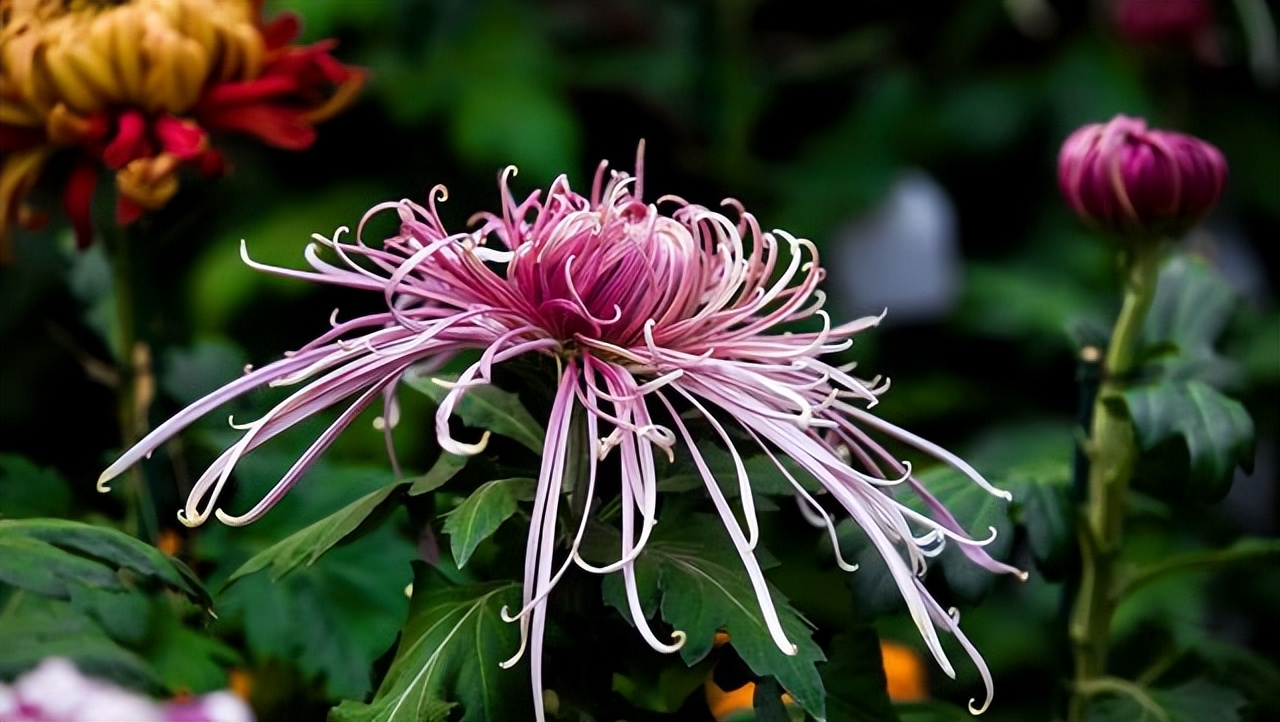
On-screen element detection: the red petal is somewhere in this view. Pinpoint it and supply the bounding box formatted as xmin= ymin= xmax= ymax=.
xmin=116 ymin=194 xmax=145 ymax=226
xmin=62 ymin=163 xmax=98 ymax=248
xmin=262 ymin=12 xmax=302 ymax=50
xmin=198 ymin=76 xmax=299 ymax=109
xmin=196 ymin=148 xmax=226 ymax=177
xmin=155 ymin=115 xmax=208 ymax=160
xmin=103 ymin=110 xmax=150 ymax=169
xmin=201 ymin=104 xmax=315 ymax=150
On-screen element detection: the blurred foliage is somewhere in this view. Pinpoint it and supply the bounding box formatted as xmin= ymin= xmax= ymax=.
xmin=2 ymin=0 xmax=1278 ymax=721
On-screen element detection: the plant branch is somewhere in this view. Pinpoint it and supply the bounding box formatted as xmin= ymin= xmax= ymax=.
xmin=1075 ymin=677 xmax=1169 ymax=722
xmin=1114 ymin=539 xmax=1280 ymax=601
xmin=1067 ymin=242 xmax=1163 ymax=722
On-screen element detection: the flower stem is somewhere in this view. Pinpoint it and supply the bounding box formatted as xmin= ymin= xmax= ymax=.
xmin=106 ymin=224 xmax=158 ymax=541
xmin=1067 ymin=242 xmax=1162 ymax=722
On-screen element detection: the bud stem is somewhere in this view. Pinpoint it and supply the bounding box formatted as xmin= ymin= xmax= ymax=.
xmin=1067 ymin=241 xmax=1164 ymax=722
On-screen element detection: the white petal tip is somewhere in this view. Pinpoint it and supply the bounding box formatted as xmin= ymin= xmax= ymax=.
xmin=969 ymin=698 xmax=992 ymax=715
xmin=96 ymin=474 xmax=114 ymax=493
xmin=443 ymin=430 xmax=492 ymax=456
xmin=214 ymin=509 xmax=251 ymax=526
xmin=176 ymin=510 xmax=205 ymax=528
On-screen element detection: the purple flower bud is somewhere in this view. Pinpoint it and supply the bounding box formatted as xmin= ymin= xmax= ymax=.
xmin=1057 ymin=114 xmax=1227 ymax=238
xmin=1113 ymin=0 xmax=1213 ymax=46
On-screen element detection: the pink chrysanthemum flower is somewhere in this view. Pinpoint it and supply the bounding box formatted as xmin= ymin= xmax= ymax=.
xmin=99 ymin=147 xmax=1023 ymax=719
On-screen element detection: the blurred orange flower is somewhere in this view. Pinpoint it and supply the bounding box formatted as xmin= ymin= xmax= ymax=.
xmin=881 ymin=639 xmax=928 ymax=702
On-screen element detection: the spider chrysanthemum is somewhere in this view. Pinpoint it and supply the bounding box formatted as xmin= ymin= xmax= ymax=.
xmin=100 ymin=147 xmax=1023 ymax=719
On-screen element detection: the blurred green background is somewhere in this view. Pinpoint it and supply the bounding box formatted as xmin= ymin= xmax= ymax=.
xmin=2 ymin=0 xmax=1277 ymax=719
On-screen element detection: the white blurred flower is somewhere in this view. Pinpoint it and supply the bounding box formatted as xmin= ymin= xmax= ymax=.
xmin=832 ymin=170 xmax=962 ymax=325
xmin=0 ymin=658 xmax=252 ymax=722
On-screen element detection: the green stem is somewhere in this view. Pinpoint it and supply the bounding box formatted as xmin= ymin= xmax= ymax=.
xmin=1067 ymin=242 xmax=1163 ymax=722
xmin=1075 ymin=677 xmax=1170 ymax=722
xmin=106 ymin=225 xmax=158 ymax=541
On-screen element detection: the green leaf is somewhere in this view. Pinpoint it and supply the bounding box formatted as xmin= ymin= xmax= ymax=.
xmin=835 ymin=519 xmax=908 ymax=616
xmin=898 ymin=466 xmax=1015 ymax=602
xmin=1123 ymin=381 xmax=1254 ymax=502
xmin=610 ymin=659 xmax=714 ymax=715
xmin=1005 ymin=461 xmax=1074 ymax=579
xmin=141 ymin=603 xmax=241 ymax=694
xmin=221 ymin=520 xmax=416 ymax=699
xmin=894 ymin=699 xmax=974 ymax=722
xmin=408 ymin=453 xmax=470 ymax=497
xmin=443 ymin=478 xmax=535 ymax=568
xmin=0 ymin=454 xmax=72 ymax=519
xmin=822 ymin=627 xmax=901 ymax=722
xmin=404 ymin=371 xmax=545 ymax=454
xmin=0 ymin=519 xmax=209 ymax=606
xmin=329 ymin=564 xmax=526 ymax=722
xmin=0 ymin=596 xmax=157 ymax=691
xmin=603 ymin=516 xmax=827 ymax=720
xmin=227 ymin=482 xmax=404 ymax=584
xmin=227 ymin=454 xmax=468 ymax=584
xmin=0 ymin=534 xmax=125 ymax=597
xmin=1139 ymin=255 xmax=1239 ymax=385
xmin=1084 ymin=678 xmax=1246 ymax=722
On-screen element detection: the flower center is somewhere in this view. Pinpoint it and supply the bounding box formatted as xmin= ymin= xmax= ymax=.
xmin=509 ymin=199 xmax=700 ymax=346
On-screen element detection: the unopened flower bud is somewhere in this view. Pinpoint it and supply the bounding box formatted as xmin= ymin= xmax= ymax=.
xmin=1057 ymin=114 xmax=1226 ymax=238
xmin=1113 ymin=0 xmax=1213 ymax=46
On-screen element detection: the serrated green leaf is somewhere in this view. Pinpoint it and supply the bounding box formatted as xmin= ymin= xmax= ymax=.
xmin=404 ymin=371 xmax=545 ymax=454
xmin=604 ymin=517 xmax=827 ymax=719
xmin=329 ymin=564 xmax=525 ymax=722
xmin=227 ymin=482 xmax=404 ymax=584
xmin=0 ymin=519 xmax=209 ymax=606
xmin=1139 ymin=255 xmax=1239 ymax=384
xmin=443 ymin=478 xmax=535 ymax=568
xmin=1123 ymin=381 xmax=1254 ymax=501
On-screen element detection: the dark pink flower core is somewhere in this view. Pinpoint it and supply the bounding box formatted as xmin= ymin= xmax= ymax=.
xmin=1057 ymin=114 xmax=1227 ymax=237
xmin=503 ymin=179 xmax=704 ymax=345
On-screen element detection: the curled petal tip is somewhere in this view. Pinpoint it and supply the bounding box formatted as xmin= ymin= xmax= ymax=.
xmin=96 ymin=472 xmax=115 ymax=493
xmin=176 ymin=509 xmax=205 ymax=528
xmin=441 ymin=430 xmax=491 ymax=456
xmin=214 ymin=508 xmax=252 ymax=526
